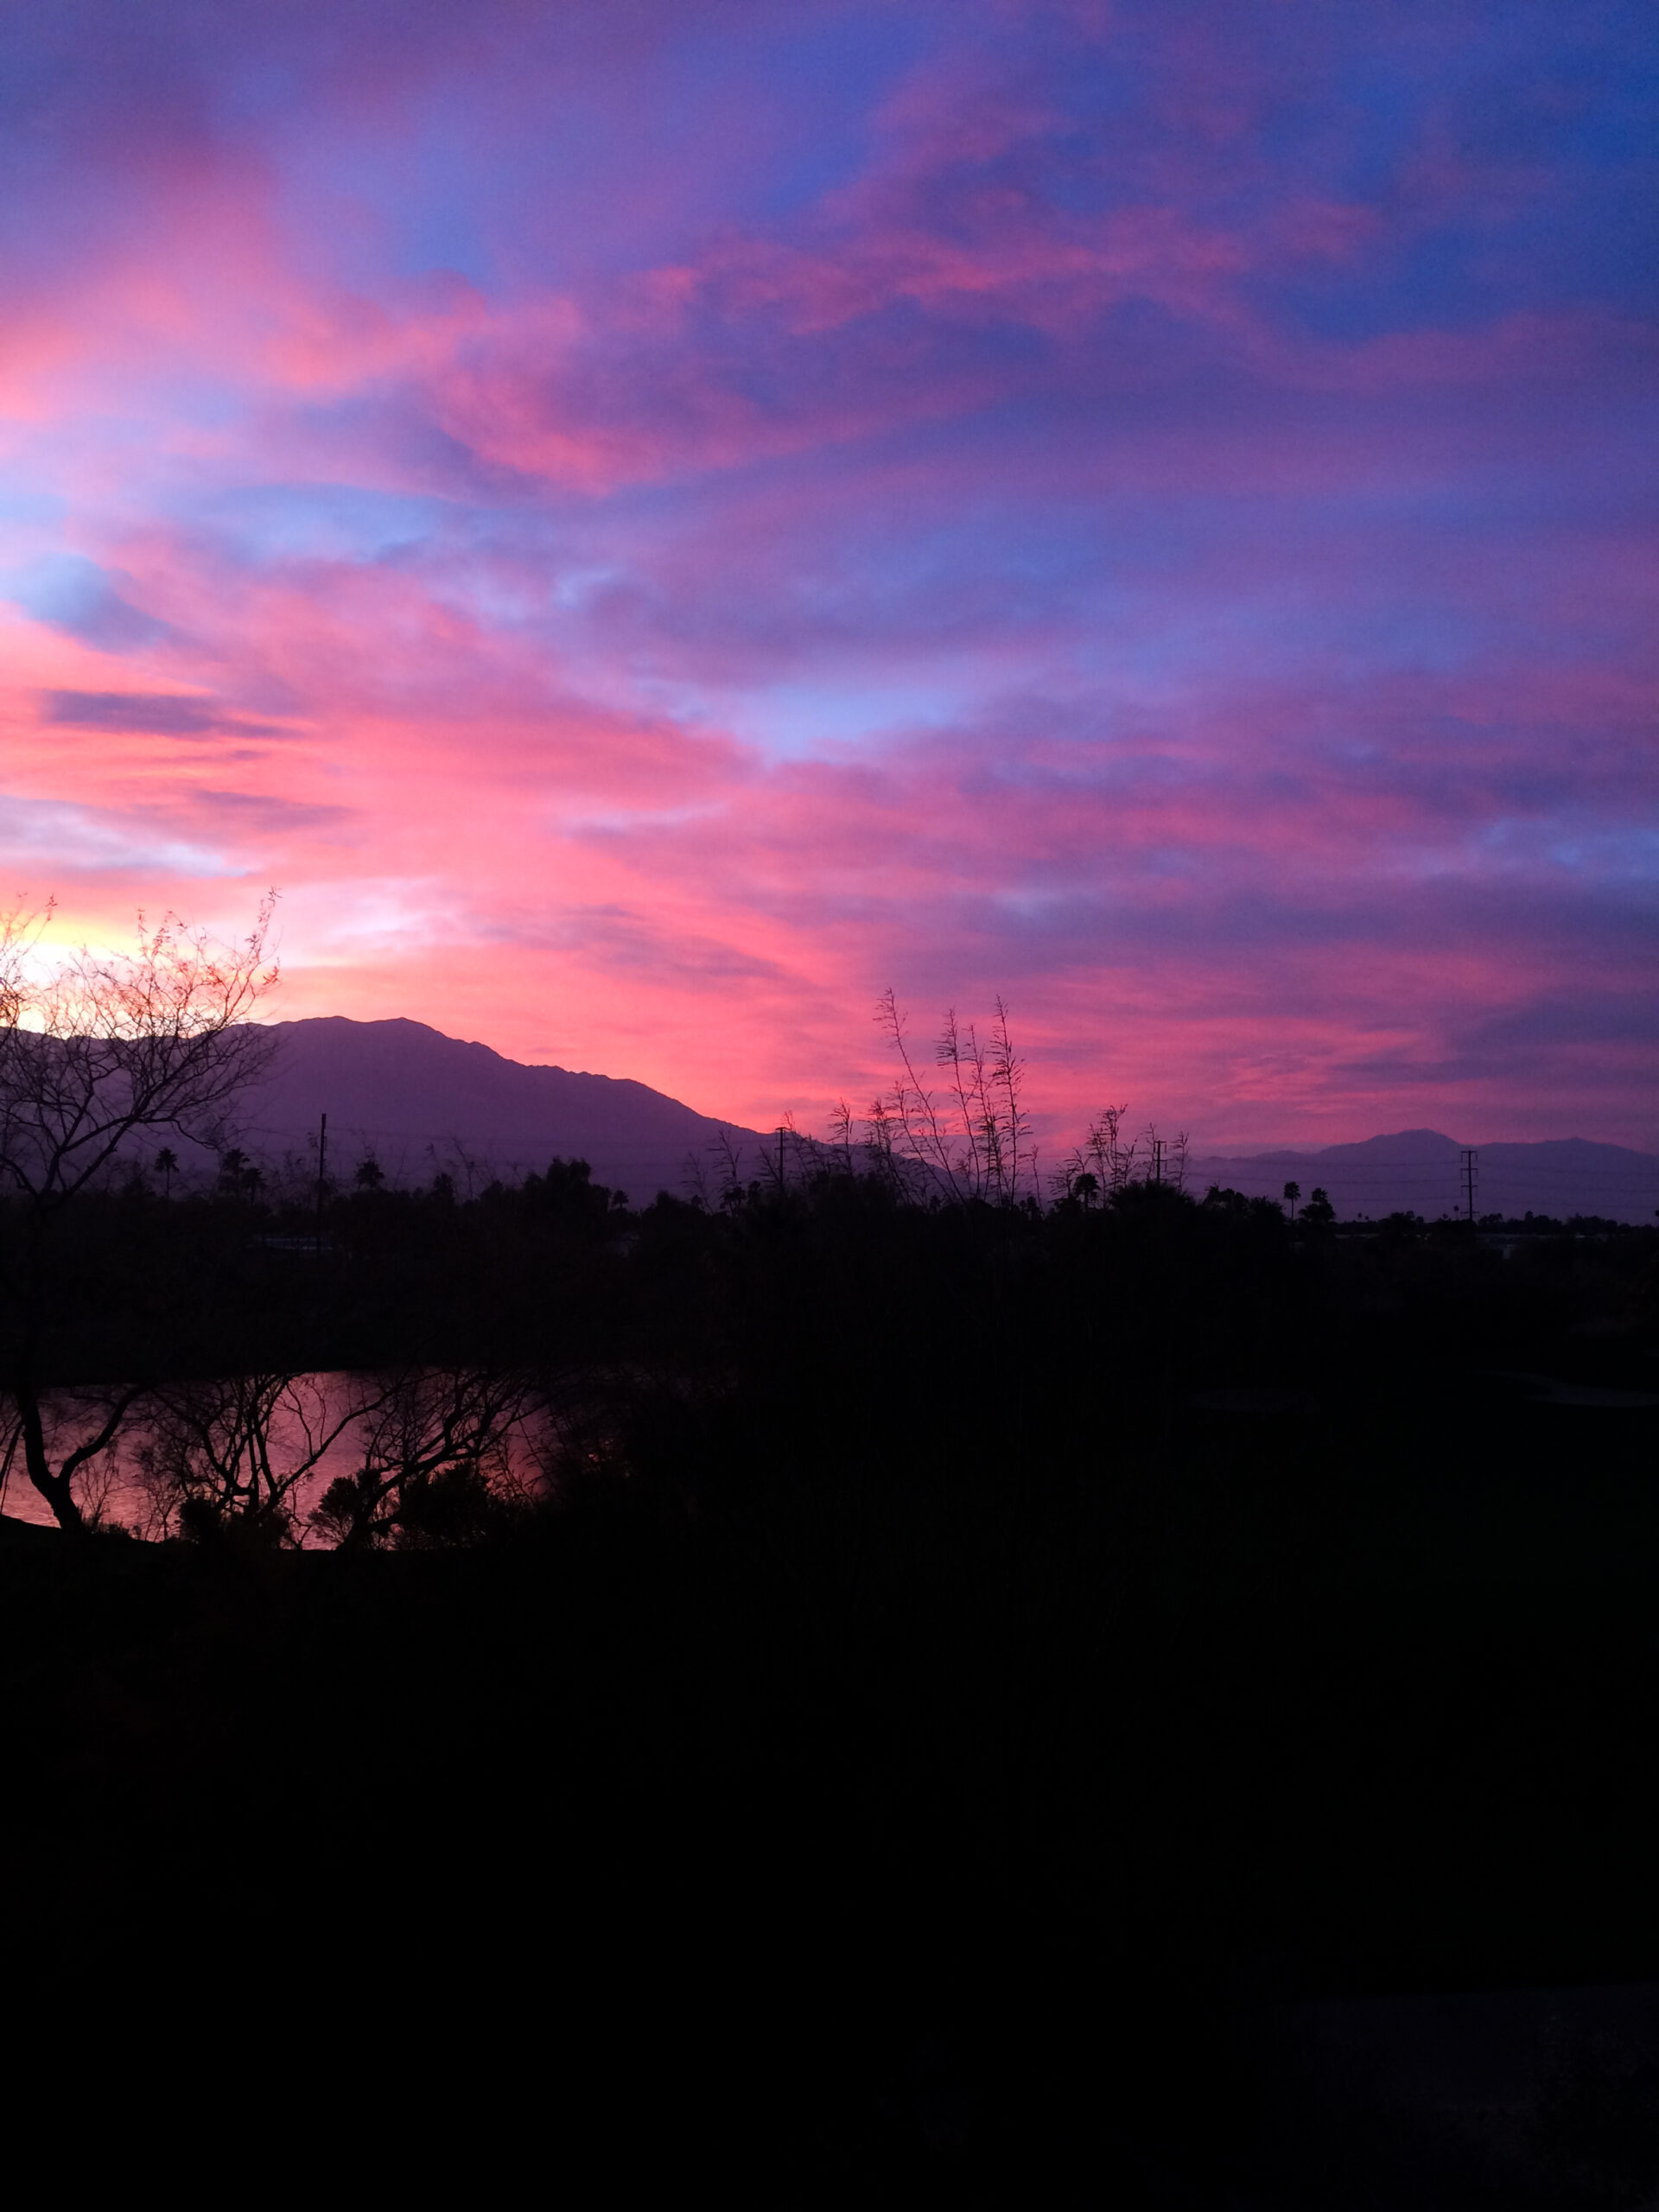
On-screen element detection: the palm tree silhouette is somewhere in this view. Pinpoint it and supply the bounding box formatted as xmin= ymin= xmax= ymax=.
xmin=156 ymin=1146 xmax=179 ymax=1199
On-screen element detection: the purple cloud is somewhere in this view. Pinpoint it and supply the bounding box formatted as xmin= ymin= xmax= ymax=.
xmin=0 ymin=0 xmax=1652 ymax=1146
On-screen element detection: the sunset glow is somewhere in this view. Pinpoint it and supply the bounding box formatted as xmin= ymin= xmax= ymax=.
xmin=2 ymin=2 xmax=1654 ymax=1146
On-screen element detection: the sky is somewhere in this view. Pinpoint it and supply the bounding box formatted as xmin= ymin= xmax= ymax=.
xmin=1 ymin=0 xmax=1655 ymax=1149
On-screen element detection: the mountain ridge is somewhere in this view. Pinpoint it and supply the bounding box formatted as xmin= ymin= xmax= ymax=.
xmin=1210 ymin=1128 xmax=1651 ymax=1166
xmin=204 ymin=1019 xmax=1657 ymax=1221
xmin=226 ymin=1014 xmax=772 ymax=1204
xmin=1185 ymin=1128 xmax=1658 ymax=1223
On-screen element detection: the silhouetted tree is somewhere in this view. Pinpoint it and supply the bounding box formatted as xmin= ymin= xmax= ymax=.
xmin=308 ymin=1366 xmax=537 ymax=1548
xmin=1300 ymin=1185 xmax=1336 ymax=1230
xmin=136 ymin=1370 xmax=378 ymax=1544
xmin=0 ymin=894 xmax=277 ymax=1529
xmin=875 ymin=990 xmax=1033 ymax=1202
xmin=521 ymin=1157 xmax=619 ymax=1232
xmin=0 ymin=1382 xmax=147 ymax=1529
xmin=1059 ymin=1104 xmax=1134 ymax=1198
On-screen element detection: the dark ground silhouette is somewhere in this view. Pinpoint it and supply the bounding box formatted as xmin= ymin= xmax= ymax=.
xmin=3 ymin=1167 xmax=1658 ymax=2196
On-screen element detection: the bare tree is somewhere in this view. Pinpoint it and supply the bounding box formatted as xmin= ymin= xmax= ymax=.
xmin=0 ymin=1384 xmax=143 ymax=1529
xmin=308 ymin=1367 xmax=539 ymax=1549
xmin=0 ymin=1407 xmax=18 ymax=1516
xmin=986 ymin=997 xmax=1029 ymax=1200
xmin=681 ymin=1147 xmax=712 ymax=1207
xmin=709 ymin=1126 xmax=749 ymax=1209
xmin=828 ymin=1097 xmax=858 ymax=1176
xmin=0 ymin=894 xmax=278 ymax=1530
xmin=1055 ymin=1105 xmax=1133 ymax=1201
xmin=935 ymin=1008 xmax=988 ymax=1196
xmin=135 ymin=1370 xmax=372 ymax=1545
xmin=874 ymin=988 xmax=963 ymax=1198
xmin=859 ymin=1092 xmax=909 ymax=1197
xmin=874 ymin=990 xmax=1033 ymax=1204
xmin=423 ymin=1135 xmax=482 ymax=1200
xmin=1055 ymin=1110 xmax=1188 ymax=1201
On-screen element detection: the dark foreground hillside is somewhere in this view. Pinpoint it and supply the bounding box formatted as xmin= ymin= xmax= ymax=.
xmin=4 ymin=1178 xmax=1659 ymax=2197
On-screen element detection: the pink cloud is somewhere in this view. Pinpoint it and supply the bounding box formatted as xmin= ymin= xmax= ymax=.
xmin=0 ymin=1 xmax=1651 ymax=1152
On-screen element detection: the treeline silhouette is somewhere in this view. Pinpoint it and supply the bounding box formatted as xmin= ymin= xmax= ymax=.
xmin=5 ymin=1152 xmax=1659 ymax=2191
xmin=10 ymin=1151 xmax=1653 ymax=1433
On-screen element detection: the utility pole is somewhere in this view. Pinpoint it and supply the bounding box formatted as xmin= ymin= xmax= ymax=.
xmin=1151 ymin=1138 xmax=1164 ymax=1185
xmin=1460 ymin=1146 xmax=1478 ymax=1228
xmin=315 ymin=1111 xmax=327 ymax=1259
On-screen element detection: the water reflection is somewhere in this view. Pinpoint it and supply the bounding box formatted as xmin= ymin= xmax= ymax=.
xmin=0 ymin=1370 xmax=555 ymax=1544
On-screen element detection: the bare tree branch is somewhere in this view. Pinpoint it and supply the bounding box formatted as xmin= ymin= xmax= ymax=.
xmin=0 ymin=893 xmax=280 ymax=1530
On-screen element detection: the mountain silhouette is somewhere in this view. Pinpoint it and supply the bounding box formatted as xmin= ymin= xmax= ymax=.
xmin=1185 ymin=1129 xmax=1659 ymax=1224
xmin=181 ymin=1020 xmax=1659 ymax=1222
xmin=1259 ymin=1128 xmax=1463 ymax=1165
xmin=224 ymin=1016 xmax=772 ymax=1203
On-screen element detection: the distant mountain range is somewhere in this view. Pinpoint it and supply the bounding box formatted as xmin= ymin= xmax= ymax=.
xmin=1182 ymin=1128 xmax=1659 ymax=1225
xmin=200 ymin=1020 xmax=1657 ymax=1223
